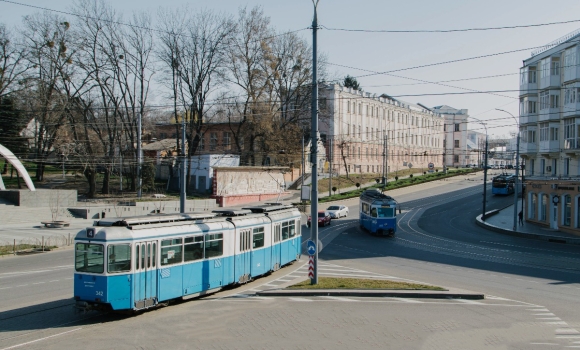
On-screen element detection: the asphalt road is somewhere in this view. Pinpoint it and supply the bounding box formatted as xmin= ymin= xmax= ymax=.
xmin=2 ymin=173 xmax=580 ymax=349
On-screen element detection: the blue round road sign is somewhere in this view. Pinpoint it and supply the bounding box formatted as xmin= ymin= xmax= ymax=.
xmin=307 ymin=239 xmax=316 ymax=256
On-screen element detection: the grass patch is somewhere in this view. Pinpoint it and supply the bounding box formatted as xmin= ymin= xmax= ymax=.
xmin=301 ymin=168 xmax=478 ymax=204
xmin=287 ymin=277 xmax=446 ymax=290
xmin=0 ymin=244 xmax=57 ymax=256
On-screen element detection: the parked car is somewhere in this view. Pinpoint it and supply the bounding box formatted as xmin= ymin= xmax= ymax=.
xmin=307 ymin=211 xmax=331 ymax=227
xmin=326 ymin=205 xmax=349 ymax=219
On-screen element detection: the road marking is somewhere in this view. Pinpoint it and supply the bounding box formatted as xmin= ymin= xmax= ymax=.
xmin=388 ymin=297 xmax=423 ymax=303
xmin=537 ymin=317 xmax=561 ymax=320
xmin=530 ymin=343 xmax=559 ymax=346
xmin=0 ymin=328 xmax=82 ymax=350
xmin=453 ymin=299 xmax=483 ymax=305
xmin=32 ymin=282 xmax=45 ymax=285
xmin=557 ymin=336 xmax=580 ymax=339
xmin=557 ymin=329 xmax=580 ymax=334
xmin=545 ymin=321 xmax=568 ymax=325
xmin=322 ymin=296 xmax=359 ymax=302
xmin=527 ymin=308 xmax=550 ymax=312
xmin=534 ymin=313 xmax=555 ymax=316
xmin=289 ymin=297 xmax=312 ymax=302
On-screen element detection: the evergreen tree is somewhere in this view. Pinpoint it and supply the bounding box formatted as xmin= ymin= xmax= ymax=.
xmin=343 ymin=75 xmax=361 ymax=91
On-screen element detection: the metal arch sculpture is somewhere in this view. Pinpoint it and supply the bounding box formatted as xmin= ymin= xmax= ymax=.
xmin=0 ymin=143 xmax=35 ymax=191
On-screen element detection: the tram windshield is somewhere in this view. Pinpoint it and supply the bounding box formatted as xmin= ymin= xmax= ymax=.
xmin=377 ymin=207 xmax=395 ymax=218
xmin=75 ymin=243 xmax=104 ymax=273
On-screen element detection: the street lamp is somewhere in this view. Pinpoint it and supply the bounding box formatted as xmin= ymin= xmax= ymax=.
xmin=496 ymin=109 xmax=520 ymax=232
xmin=472 ymin=118 xmax=489 ymax=221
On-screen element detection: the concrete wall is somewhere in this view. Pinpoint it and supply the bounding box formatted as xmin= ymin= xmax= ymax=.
xmin=68 ymin=199 xmax=217 ymax=219
xmin=0 ymin=189 xmax=77 ymax=207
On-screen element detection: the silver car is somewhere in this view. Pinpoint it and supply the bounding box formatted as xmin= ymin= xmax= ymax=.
xmin=326 ymin=205 xmax=349 ymax=219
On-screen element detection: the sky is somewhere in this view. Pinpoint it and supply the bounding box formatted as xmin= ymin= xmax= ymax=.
xmin=2 ymin=0 xmax=580 ymax=138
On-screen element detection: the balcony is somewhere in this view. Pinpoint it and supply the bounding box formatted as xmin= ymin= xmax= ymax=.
xmin=540 ymin=75 xmax=561 ymax=90
xmin=519 ymin=142 xmax=537 ymax=155
xmin=538 ymin=108 xmax=560 ymax=122
xmin=563 ymin=102 xmax=580 ymax=118
xmin=520 ymin=114 xmax=538 ymax=125
xmin=538 ymin=140 xmax=560 ymax=154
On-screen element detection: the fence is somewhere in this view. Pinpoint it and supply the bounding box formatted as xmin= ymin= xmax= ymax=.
xmin=0 ymin=233 xmax=73 ymax=256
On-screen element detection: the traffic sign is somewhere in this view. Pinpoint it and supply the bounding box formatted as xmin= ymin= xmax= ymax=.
xmin=428 ymin=162 xmax=434 ymax=170
xmin=306 ymin=239 xmax=316 ymax=256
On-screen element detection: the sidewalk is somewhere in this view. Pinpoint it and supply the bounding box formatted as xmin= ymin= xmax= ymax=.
xmin=477 ymin=200 xmax=580 ymax=245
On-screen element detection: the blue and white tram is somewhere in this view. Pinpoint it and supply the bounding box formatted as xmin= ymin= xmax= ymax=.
xmin=359 ymin=189 xmax=398 ymax=236
xmin=73 ymin=204 xmax=301 ymax=312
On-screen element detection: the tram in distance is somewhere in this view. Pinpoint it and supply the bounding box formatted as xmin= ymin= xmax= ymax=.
xmin=359 ymin=189 xmax=398 ymax=237
xmin=73 ymin=204 xmax=301 ymax=313
xmin=491 ymin=174 xmax=516 ymax=195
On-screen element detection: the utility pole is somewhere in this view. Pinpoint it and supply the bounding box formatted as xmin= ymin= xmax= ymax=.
xmin=137 ymin=112 xmax=142 ymax=199
xmin=301 ymin=131 xmax=305 ymax=182
xmin=328 ymin=137 xmax=332 ymax=196
xmin=310 ymin=0 xmax=320 ymax=285
xmin=385 ymin=134 xmax=388 ymax=187
xmin=180 ymin=112 xmax=186 ymax=213
xmin=483 ymin=133 xmax=489 ymax=221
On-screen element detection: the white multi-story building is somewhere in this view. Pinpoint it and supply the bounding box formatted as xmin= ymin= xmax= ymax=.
xmin=318 ymin=84 xmax=445 ymax=177
xmin=519 ymin=28 xmax=580 ymax=234
xmin=432 ymin=105 xmax=471 ymax=168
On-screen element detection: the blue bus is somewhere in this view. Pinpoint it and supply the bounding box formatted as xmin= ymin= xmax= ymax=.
xmin=492 ymin=174 xmax=516 ymax=195
xmin=359 ymin=189 xmax=398 ymax=236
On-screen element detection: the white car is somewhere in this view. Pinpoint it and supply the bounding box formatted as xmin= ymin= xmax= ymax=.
xmin=326 ymin=205 xmax=349 ymax=219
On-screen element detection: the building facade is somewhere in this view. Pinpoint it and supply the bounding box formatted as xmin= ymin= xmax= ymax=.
xmin=519 ymin=28 xmax=580 ymax=235
xmin=434 ymin=105 xmax=471 ymax=168
xmin=318 ymin=84 xmax=445 ymax=177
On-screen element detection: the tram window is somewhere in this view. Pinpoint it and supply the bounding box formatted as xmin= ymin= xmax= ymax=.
xmin=152 ymin=243 xmax=156 ymax=268
xmin=281 ymin=221 xmax=289 ymax=240
xmin=147 ymin=243 xmax=151 ymax=268
xmin=370 ymin=208 xmax=378 ymax=218
xmin=135 ymin=245 xmax=140 ymax=270
xmin=140 ymin=244 xmax=145 ymax=270
xmin=274 ymin=225 xmax=281 ymax=243
xmin=289 ymin=221 xmax=296 ymax=237
xmin=107 ymin=244 xmax=131 ymax=273
xmin=184 ymin=236 xmax=204 ymax=261
xmin=377 ymin=207 xmax=394 ymax=218
xmin=205 ymin=233 xmax=223 ymax=258
xmin=75 ymin=243 xmax=104 ymax=273
xmin=253 ymin=227 xmax=264 ymax=248
xmin=161 ymin=238 xmax=183 ymax=266
xmin=362 ymin=203 xmax=370 ymax=214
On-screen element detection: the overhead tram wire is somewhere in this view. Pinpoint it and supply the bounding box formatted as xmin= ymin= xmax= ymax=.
xmin=0 ymin=0 xmax=309 ymax=49
xmin=321 ymin=18 xmax=580 ymax=33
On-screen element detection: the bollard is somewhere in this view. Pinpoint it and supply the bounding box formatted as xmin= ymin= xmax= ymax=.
xmin=42 ymin=236 xmax=44 ymax=252
xmin=68 ymin=232 xmax=71 ymax=246
xmin=13 ymin=239 xmax=16 ymax=255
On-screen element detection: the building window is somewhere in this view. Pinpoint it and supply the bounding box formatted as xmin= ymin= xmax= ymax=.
xmin=550 ymin=126 xmax=558 ymax=141
xmin=540 ymin=123 xmax=549 ymax=142
xmin=564 ymin=195 xmax=571 ymax=226
xmin=454 ymin=140 xmax=459 ymax=148
xmin=540 ymin=194 xmax=547 ymax=221
xmin=454 ymin=155 xmax=459 ymax=163
xmin=539 ymin=91 xmax=549 ymax=110
xmin=347 ymin=102 xmax=350 ymax=113
xmin=564 ymin=119 xmax=575 ymax=149
xmin=540 ymin=159 xmax=545 ymax=175
xmin=530 ymin=193 xmax=536 ymax=219
xmin=550 ymin=94 xmax=560 ymax=108
xmin=565 ymin=157 xmax=570 ymax=175
xmin=209 ymin=132 xmax=218 ymax=150
xmin=223 ymin=132 xmax=231 ymax=150
xmin=454 ymin=123 xmax=460 ymax=132
xmin=198 ymin=135 xmax=205 ymax=150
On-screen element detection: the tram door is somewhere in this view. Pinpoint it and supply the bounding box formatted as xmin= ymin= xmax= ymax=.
xmin=134 ymin=241 xmax=158 ymax=309
xmin=238 ymin=229 xmax=251 ymax=282
xmin=271 ymin=224 xmax=281 ymax=270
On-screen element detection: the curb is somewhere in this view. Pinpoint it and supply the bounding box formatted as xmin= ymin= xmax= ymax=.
xmin=256 ymin=289 xmax=485 ymax=300
xmin=476 ymin=213 xmax=580 ymax=246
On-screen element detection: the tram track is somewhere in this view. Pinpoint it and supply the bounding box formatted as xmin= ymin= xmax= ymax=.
xmin=394 ymin=195 xmax=580 ymax=275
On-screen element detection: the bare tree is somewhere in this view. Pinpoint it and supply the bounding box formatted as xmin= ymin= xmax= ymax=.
xmin=0 ymin=23 xmax=29 ymax=98
xmin=21 ymin=12 xmax=73 ymax=181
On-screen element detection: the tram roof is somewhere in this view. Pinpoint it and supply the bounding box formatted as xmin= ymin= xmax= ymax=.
xmin=93 ymin=212 xmax=216 ymax=227
xmin=212 ymin=209 xmax=253 ymax=216
xmin=242 ymin=203 xmax=293 ymax=213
